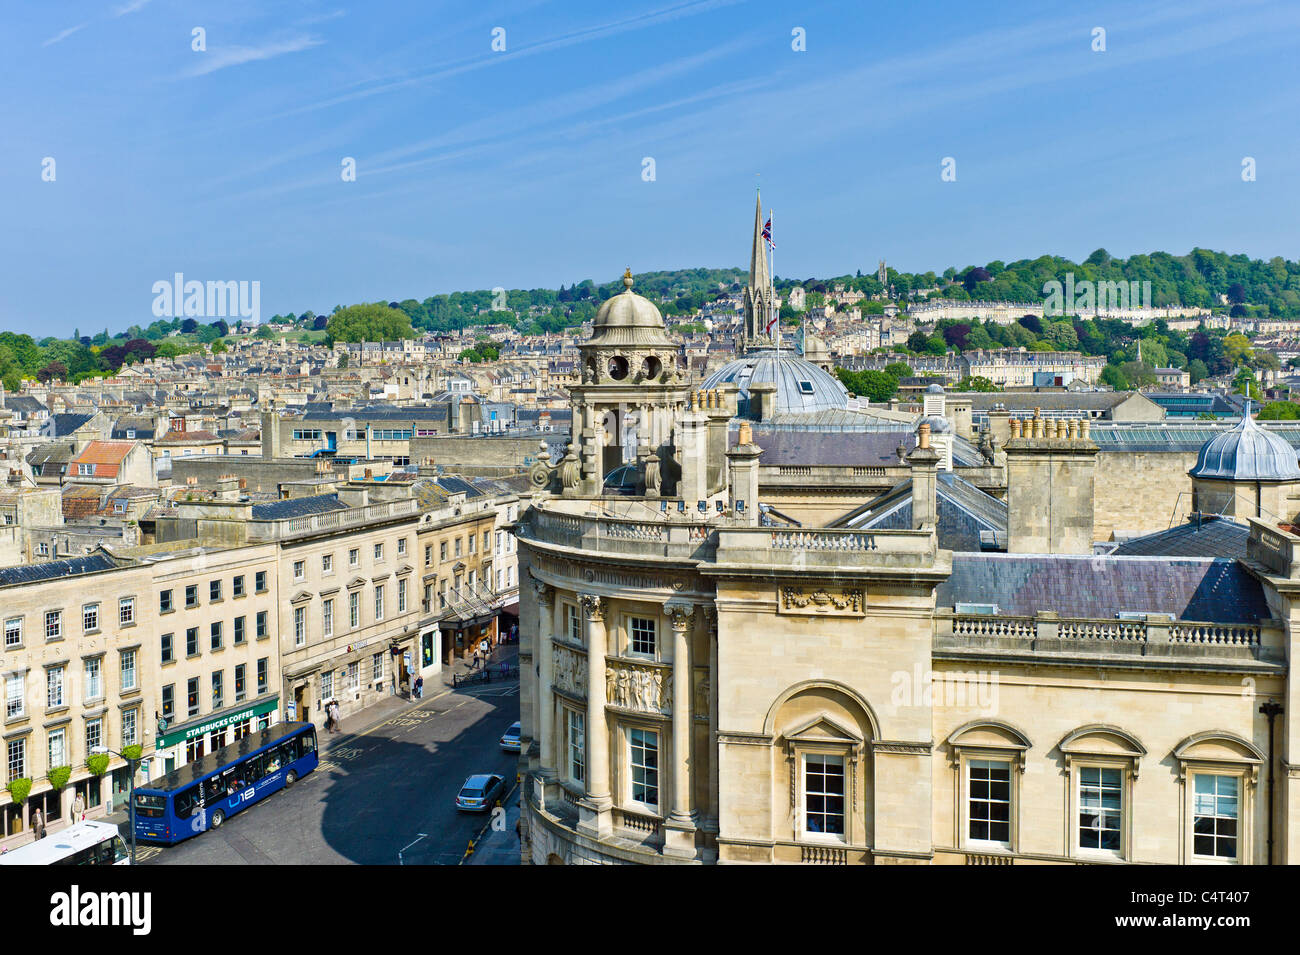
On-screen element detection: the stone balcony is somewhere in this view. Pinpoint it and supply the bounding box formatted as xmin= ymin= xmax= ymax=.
xmin=246 ymin=497 xmax=421 ymax=541
xmin=517 ymin=498 xmax=949 ymax=577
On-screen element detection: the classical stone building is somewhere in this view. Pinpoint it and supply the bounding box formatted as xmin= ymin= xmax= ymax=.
xmin=515 ymin=251 xmax=1298 ymax=866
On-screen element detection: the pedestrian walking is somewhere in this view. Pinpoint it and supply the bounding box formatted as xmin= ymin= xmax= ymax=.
xmin=32 ymin=808 xmax=45 ymax=841
xmin=73 ymin=793 xmax=85 ymax=822
xmin=414 ymin=675 xmax=423 ymax=700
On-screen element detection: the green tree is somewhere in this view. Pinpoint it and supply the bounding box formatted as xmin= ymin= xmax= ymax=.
xmin=882 ymin=362 xmax=913 ymax=380
xmin=1042 ymin=321 xmax=1079 ymax=350
xmin=1187 ymin=359 xmax=1209 ymax=383
xmin=835 ymin=368 xmax=899 ymax=402
xmin=1099 ymin=365 xmax=1129 ymax=390
xmin=327 ymin=303 xmax=415 ymax=343
xmin=1258 ymin=400 xmax=1300 ymax=420
xmin=954 ymin=376 xmax=1001 ymax=392
xmin=1120 ymin=361 xmax=1157 ymax=387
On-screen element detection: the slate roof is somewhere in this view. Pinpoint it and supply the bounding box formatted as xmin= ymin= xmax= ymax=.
xmin=3 ymin=395 xmax=47 ymax=414
xmin=735 ymin=427 xmax=912 ymax=467
xmin=250 ymin=494 xmax=347 ymax=521
xmin=435 ymin=476 xmax=484 ymax=499
xmin=1110 ymin=517 xmax=1250 ymax=559
xmin=936 ymin=553 xmax=1268 ymax=623
xmin=0 ymin=553 xmax=118 ymax=587
xmin=301 ymin=404 xmax=451 ymax=423
xmin=836 ymin=472 xmax=1008 ymax=551
xmin=27 ymin=441 xmax=77 ymax=466
xmin=50 ymin=413 xmax=95 ymax=436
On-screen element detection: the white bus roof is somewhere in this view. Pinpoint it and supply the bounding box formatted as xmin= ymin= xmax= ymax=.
xmin=0 ymin=820 xmax=123 ymax=865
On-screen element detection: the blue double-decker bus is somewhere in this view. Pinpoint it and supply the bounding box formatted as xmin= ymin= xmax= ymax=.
xmin=132 ymin=722 xmax=318 ymax=844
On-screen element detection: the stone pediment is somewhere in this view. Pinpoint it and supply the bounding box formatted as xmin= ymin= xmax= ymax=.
xmin=948 ymin=719 xmax=1031 ymax=752
xmin=289 ymin=591 xmax=313 ymax=605
xmin=783 ymin=714 xmax=863 ymax=746
xmin=346 ymin=576 xmax=367 ymax=590
xmin=1058 ymin=724 xmax=1146 ymax=759
xmin=1172 ymin=730 xmax=1264 ymax=783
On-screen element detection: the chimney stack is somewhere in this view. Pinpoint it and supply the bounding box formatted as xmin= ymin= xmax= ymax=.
xmin=726 ymin=421 xmax=762 ymax=525
xmin=1004 ymin=412 xmax=1098 ymax=554
xmin=906 ymin=422 xmax=941 ymax=531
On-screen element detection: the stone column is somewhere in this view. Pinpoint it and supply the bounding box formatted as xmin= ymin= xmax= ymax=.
xmin=664 ymin=602 xmax=698 ymax=857
xmin=577 ymin=593 xmax=612 ymax=838
xmin=527 ymin=579 xmax=548 ymax=774
xmin=706 ymin=607 xmax=719 ymax=837
xmin=533 ymin=579 xmax=559 ymax=804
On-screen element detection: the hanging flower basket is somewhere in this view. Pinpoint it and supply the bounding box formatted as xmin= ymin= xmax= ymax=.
xmin=5 ymin=778 xmax=31 ymax=805
xmin=48 ymin=765 xmax=72 ymax=790
xmin=86 ymin=753 xmax=110 ymax=777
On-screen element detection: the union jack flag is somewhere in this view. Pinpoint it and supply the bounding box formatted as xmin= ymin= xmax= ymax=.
xmin=762 ymin=217 xmax=774 ymax=248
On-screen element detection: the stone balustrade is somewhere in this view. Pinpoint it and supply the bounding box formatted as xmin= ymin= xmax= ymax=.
xmin=522 ymin=503 xmax=944 ymax=572
xmin=939 ymin=610 xmax=1280 ymax=663
xmin=952 ymin=615 xmax=1036 ymax=639
xmin=1247 ymin=518 xmax=1300 ymax=578
xmin=1168 ymin=623 xmax=1261 ymax=647
xmin=248 ymin=497 xmax=420 ymax=541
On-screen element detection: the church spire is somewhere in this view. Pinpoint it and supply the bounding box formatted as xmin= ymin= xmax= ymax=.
xmin=743 ymin=191 xmax=775 ymax=349
xmin=749 ymin=191 xmax=770 ymax=293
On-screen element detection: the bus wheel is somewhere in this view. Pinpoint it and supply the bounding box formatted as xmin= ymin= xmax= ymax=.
xmin=211 ymin=810 xmax=225 ymax=829
xmin=285 ymin=770 xmax=298 ymax=786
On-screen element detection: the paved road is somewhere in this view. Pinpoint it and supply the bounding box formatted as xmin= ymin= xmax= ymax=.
xmin=139 ymin=678 xmax=521 ymax=866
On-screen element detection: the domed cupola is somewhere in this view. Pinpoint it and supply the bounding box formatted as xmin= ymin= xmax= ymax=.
xmin=1190 ymin=410 xmax=1300 ymax=481
xmin=567 ymin=269 xmax=692 ymax=497
xmin=588 ymin=271 xmax=676 ymax=350
xmin=1189 ymin=407 xmax=1300 ymax=522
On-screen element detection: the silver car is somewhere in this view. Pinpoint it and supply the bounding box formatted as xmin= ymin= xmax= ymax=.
xmin=500 ymin=721 xmax=522 ymax=752
xmin=455 ymin=773 xmax=505 ymax=812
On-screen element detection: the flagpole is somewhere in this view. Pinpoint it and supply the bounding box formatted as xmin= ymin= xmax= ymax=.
xmin=771 ymin=207 xmax=778 ymax=357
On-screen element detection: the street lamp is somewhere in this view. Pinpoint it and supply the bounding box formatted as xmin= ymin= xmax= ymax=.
xmin=91 ymin=745 xmax=137 ymax=866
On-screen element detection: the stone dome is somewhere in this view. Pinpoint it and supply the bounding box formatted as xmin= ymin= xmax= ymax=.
xmin=586 ymin=270 xmax=675 ymax=348
xmin=1190 ymin=412 xmax=1300 ymax=482
xmin=702 ymin=348 xmax=849 ymax=418
xmin=926 ymin=383 xmax=945 ymax=394
xmin=917 ymin=414 xmax=952 ymax=434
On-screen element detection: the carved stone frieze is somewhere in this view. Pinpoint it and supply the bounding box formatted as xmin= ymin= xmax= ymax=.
xmin=779 ymin=586 xmax=865 ymax=617
xmin=606 ymin=661 xmax=672 ymax=714
xmin=552 ymin=643 xmax=588 ymax=699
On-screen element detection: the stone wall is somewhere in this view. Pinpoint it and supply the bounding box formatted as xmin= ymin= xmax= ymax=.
xmin=1093 ymin=451 xmax=1195 ymax=541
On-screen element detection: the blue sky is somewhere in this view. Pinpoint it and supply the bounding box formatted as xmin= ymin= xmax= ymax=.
xmin=3 ymin=0 xmax=1298 ymax=336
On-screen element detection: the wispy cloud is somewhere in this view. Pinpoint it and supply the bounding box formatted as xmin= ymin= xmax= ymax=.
xmin=294 ymin=9 xmax=346 ymax=26
xmin=256 ymin=0 xmax=744 ymax=121
xmin=113 ymin=0 xmax=152 ymax=15
xmin=43 ymin=22 xmax=90 ymax=47
xmin=184 ymin=36 xmax=325 ymax=77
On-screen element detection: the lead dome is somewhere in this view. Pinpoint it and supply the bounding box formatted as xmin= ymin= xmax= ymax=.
xmin=1189 ymin=411 xmax=1300 ymax=482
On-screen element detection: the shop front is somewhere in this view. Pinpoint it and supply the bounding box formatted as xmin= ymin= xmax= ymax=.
xmin=152 ymin=697 xmax=280 ymax=779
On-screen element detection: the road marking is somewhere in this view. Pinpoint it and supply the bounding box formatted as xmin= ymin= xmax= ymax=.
xmin=398 ymin=832 xmax=428 ymax=865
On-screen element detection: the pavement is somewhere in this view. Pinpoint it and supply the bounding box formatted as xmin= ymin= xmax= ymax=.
xmin=109 ymin=641 xmax=522 ymax=865
xmin=465 ymin=784 xmax=521 ymax=865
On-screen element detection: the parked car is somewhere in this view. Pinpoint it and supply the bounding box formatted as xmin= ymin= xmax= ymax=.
xmin=500 ymin=721 xmax=522 ymax=752
xmin=455 ymin=773 xmax=505 ymax=812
